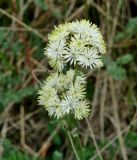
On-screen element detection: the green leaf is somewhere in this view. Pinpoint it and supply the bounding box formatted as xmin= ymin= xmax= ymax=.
xmin=0 ymin=87 xmax=36 ymax=109
xmin=83 ymin=144 xmax=95 ymax=159
xmin=125 ymin=132 xmax=137 ymax=148
xmin=103 ymin=55 xmax=126 ymax=80
xmin=125 ymin=17 xmax=137 ymax=37
xmin=0 ymin=30 xmax=6 ymax=43
xmin=47 ymin=122 xmax=61 ymax=146
xmin=52 ymin=9 xmax=63 ymax=20
xmin=12 ymin=42 xmax=24 ymax=55
xmin=106 ymin=62 xmax=126 ymax=80
xmin=117 ymin=54 xmax=133 ymax=65
xmin=115 ymin=17 xmax=137 ymax=41
xmin=53 ymin=151 xmax=63 ymax=160
xmin=102 ymin=54 xmax=112 ymax=66
xmin=34 ymin=0 xmax=48 ymax=11
xmin=2 ymin=139 xmax=40 ymax=160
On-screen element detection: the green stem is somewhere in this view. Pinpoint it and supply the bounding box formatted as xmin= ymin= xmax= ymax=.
xmin=67 ymin=130 xmax=81 ymax=160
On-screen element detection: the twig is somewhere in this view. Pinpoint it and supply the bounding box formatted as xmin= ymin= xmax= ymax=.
xmin=88 ymin=0 xmax=123 ymax=29
xmin=90 ymin=118 xmax=137 ymax=160
xmin=65 ymin=0 xmax=76 ymax=19
xmin=67 ymin=5 xmax=85 ymax=21
xmin=0 ymin=102 xmax=14 ymax=123
xmin=89 ymin=72 xmax=101 ymax=120
xmin=86 ymin=119 xmax=104 ymax=160
xmin=0 ymin=27 xmax=49 ymax=32
xmin=32 ymin=69 xmax=46 ymax=85
xmin=22 ymin=143 xmax=38 ymax=156
xmin=19 ymin=0 xmax=24 ymax=19
xmin=109 ymin=77 xmax=128 ymax=160
xmin=38 ymin=124 xmax=60 ymax=157
xmin=22 ymin=0 xmax=32 ymax=14
xmin=109 ymin=110 xmax=137 ymax=160
xmin=19 ymin=106 xmax=38 ymax=157
xmin=107 ymin=0 xmax=122 ymax=51
xmin=0 ymin=8 xmax=46 ymax=41
xmin=100 ymin=76 xmax=107 ymax=140
xmin=20 ymin=105 xmax=25 ymax=145
xmin=7 ymin=109 xmax=41 ymax=132
xmin=1 ymin=121 xmax=8 ymax=138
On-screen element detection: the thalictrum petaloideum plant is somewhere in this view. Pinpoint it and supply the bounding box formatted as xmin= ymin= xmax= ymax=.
xmin=38 ymin=19 xmax=106 ymax=160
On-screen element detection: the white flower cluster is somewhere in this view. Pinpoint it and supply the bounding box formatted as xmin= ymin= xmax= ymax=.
xmin=38 ymin=70 xmax=90 ymax=120
xmin=38 ymin=20 xmax=106 ymax=120
xmin=45 ymin=20 xmax=106 ymax=71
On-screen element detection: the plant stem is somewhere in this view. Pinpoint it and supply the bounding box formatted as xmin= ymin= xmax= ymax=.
xmin=67 ymin=130 xmax=81 ymax=160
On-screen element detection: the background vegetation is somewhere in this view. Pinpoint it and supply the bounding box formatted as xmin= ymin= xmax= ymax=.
xmin=0 ymin=0 xmax=137 ymax=159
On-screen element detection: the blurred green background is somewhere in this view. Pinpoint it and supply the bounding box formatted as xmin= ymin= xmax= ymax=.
xmin=0 ymin=0 xmax=137 ymax=160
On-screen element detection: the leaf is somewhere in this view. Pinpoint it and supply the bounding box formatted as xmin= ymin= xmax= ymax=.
xmin=0 ymin=87 xmax=36 ymax=109
xmin=53 ymin=151 xmax=63 ymax=160
xmin=0 ymin=30 xmax=6 ymax=43
xmin=12 ymin=41 xmax=24 ymax=55
xmin=106 ymin=62 xmax=126 ymax=80
xmin=115 ymin=17 xmax=137 ymax=41
xmin=83 ymin=144 xmax=95 ymax=160
xmin=52 ymin=9 xmax=63 ymax=20
xmin=125 ymin=131 xmax=137 ymax=148
xmin=103 ymin=55 xmax=126 ymax=80
xmin=102 ymin=54 xmax=112 ymax=66
xmin=117 ymin=54 xmax=133 ymax=65
xmin=2 ymin=139 xmax=40 ymax=160
xmin=125 ymin=17 xmax=137 ymax=37
xmin=34 ymin=0 xmax=48 ymax=11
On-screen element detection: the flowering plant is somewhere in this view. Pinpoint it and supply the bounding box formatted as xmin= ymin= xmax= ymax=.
xmin=45 ymin=20 xmax=106 ymax=71
xmin=38 ymin=69 xmax=90 ymax=119
xmin=37 ymin=19 xmax=106 ymax=160
xmin=38 ymin=20 xmax=106 ymax=120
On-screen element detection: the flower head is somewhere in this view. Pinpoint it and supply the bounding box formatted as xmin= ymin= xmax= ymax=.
xmin=77 ymin=47 xmax=103 ymax=69
xmin=38 ymin=69 xmax=90 ymax=119
xmin=45 ymin=19 xmax=106 ymax=71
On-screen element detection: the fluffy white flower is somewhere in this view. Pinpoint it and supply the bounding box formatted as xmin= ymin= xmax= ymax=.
xmin=38 ymin=87 xmax=60 ymax=108
xmin=63 ymin=35 xmax=87 ymax=65
xmin=44 ymin=19 xmax=106 ymax=71
xmin=45 ymin=73 xmax=59 ymax=88
xmin=38 ymin=69 xmax=90 ymax=119
xmin=48 ymin=57 xmax=65 ymax=71
xmin=67 ymin=83 xmax=86 ymax=99
xmin=74 ymin=100 xmax=90 ymax=120
xmin=45 ymin=39 xmax=67 ymax=59
xmin=61 ymin=96 xmax=79 ymax=114
xmin=89 ymin=24 xmax=106 ymax=54
xmin=71 ymin=19 xmax=91 ymax=34
xmin=75 ymin=74 xmax=86 ymax=85
xmin=45 ymin=72 xmax=65 ymax=91
xmin=49 ymin=23 xmax=71 ymax=41
xmin=77 ymin=48 xmax=103 ymax=69
xmin=47 ymin=106 xmax=64 ymax=119
xmin=63 ymin=47 xmax=78 ymax=65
